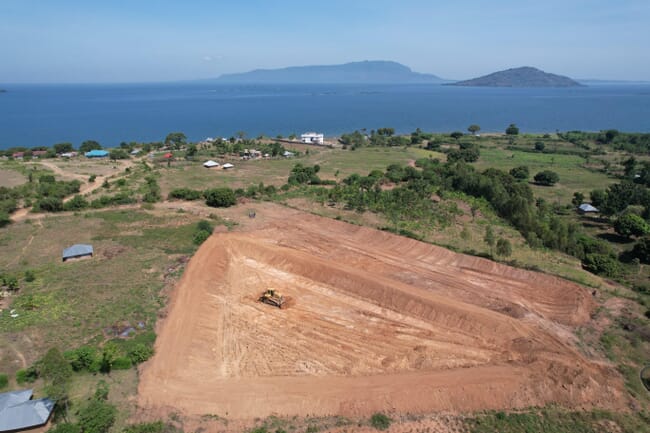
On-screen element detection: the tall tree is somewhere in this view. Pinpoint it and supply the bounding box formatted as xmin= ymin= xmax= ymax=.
xmin=467 ymin=124 xmax=481 ymax=135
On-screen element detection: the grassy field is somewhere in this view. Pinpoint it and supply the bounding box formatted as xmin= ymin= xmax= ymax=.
xmin=0 ymin=208 xmax=211 ymax=381
xmin=474 ymin=145 xmax=617 ymax=203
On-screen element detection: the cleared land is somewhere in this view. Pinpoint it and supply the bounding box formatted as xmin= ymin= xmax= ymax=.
xmin=138 ymin=204 xmax=625 ymax=419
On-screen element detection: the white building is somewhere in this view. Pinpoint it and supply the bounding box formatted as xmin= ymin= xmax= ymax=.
xmin=301 ymin=132 xmax=324 ymax=145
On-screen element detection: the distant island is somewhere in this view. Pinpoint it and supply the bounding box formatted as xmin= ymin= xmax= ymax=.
xmin=216 ymin=60 xmax=444 ymax=84
xmin=449 ymin=66 xmax=583 ymax=88
xmin=0 ymin=89 xmax=6 ymax=93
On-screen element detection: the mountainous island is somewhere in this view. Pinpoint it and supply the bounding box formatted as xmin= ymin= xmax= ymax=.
xmin=450 ymin=66 xmax=583 ymax=87
xmin=216 ymin=60 xmax=444 ymax=84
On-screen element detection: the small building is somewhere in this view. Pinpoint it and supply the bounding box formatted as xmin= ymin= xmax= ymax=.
xmin=578 ymin=203 xmax=599 ymax=213
xmin=60 ymin=152 xmax=77 ymax=158
xmin=12 ymin=152 xmax=24 ymax=159
xmin=62 ymin=244 xmax=94 ymax=262
xmin=283 ymin=150 xmax=295 ymax=157
xmin=222 ymin=163 xmax=234 ymax=169
xmin=31 ymin=150 xmax=48 ymax=158
xmin=301 ymin=132 xmax=324 ymax=145
xmin=130 ymin=149 xmax=141 ymax=155
xmin=203 ymin=160 xmax=220 ymax=168
xmin=0 ymin=389 xmax=55 ymax=432
xmin=85 ymin=150 xmax=109 ymax=158
xmin=163 ymin=152 xmax=173 ymax=159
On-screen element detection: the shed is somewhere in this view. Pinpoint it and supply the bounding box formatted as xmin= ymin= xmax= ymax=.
xmin=85 ymin=150 xmax=108 ymax=158
xmin=203 ymin=160 xmax=220 ymax=168
xmin=163 ymin=152 xmax=173 ymax=159
xmin=0 ymin=389 xmax=55 ymax=432
xmin=578 ymin=203 xmax=599 ymax=213
xmin=62 ymin=244 xmax=94 ymax=262
xmin=222 ymin=163 xmax=234 ymax=169
xmin=283 ymin=150 xmax=295 ymax=157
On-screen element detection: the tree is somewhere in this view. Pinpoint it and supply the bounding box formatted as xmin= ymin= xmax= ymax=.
xmin=631 ymin=237 xmax=650 ymax=264
xmin=53 ymin=142 xmax=74 ymax=154
xmin=109 ymin=149 xmax=129 ymax=160
xmin=185 ymin=144 xmax=197 ymax=159
xmin=572 ymin=192 xmax=585 ymax=207
xmin=40 ymin=348 xmax=72 ymax=420
xmin=468 ymin=124 xmax=481 ymax=135
xmin=534 ymin=141 xmax=545 ymax=151
xmin=623 ymin=156 xmax=637 ymax=178
xmin=164 ymin=132 xmax=187 ymax=150
xmin=614 ymin=213 xmax=650 ymax=238
xmin=450 ymin=131 xmax=463 ymax=140
xmin=496 ymin=238 xmax=512 ymax=257
xmin=78 ymin=399 xmax=116 ymax=433
xmin=590 ymin=189 xmax=607 ymax=207
xmin=377 ymin=127 xmax=395 ymax=137
xmin=79 ymin=140 xmax=102 ymax=153
xmin=509 ymin=166 xmax=529 ymax=180
xmin=505 ymin=124 xmax=519 ymax=135
xmin=204 ymin=188 xmax=237 ymax=208
xmin=534 ymin=170 xmax=559 ymax=186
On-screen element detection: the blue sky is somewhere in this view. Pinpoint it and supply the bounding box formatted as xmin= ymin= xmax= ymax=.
xmin=1 ymin=0 xmax=649 ymax=83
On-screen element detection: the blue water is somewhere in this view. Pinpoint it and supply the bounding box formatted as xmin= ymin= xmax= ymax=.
xmin=0 ymin=82 xmax=649 ymax=149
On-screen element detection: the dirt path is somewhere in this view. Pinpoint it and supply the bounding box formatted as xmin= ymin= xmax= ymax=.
xmin=138 ymin=203 xmax=626 ymax=420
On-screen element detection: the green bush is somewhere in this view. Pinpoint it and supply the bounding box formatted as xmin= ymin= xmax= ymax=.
xmin=204 ymin=188 xmax=236 ymax=207
xmin=0 ymin=373 xmax=8 ymax=389
xmin=168 ymin=188 xmax=202 ymax=201
xmin=193 ymin=230 xmax=211 ymax=245
xmin=123 ymin=421 xmax=180 ymax=433
xmin=16 ymin=366 xmax=38 ymax=384
xmin=78 ymin=399 xmax=116 ymax=433
xmin=582 ymin=253 xmax=622 ymax=277
xmin=128 ymin=343 xmax=155 ymax=364
xmin=112 ymin=357 xmax=133 ymax=370
xmin=24 ymin=269 xmax=36 ymax=282
xmin=534 ymin=170 xmax=560 ymax=186
xmin=370 ymin=413 xmax=392 ymax=430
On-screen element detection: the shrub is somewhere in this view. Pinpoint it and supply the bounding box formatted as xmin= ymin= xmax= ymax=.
xmin=632 ymin=237 xmax=650 ymax=264
xmin=193 ymin=230 xmax=211 ymax=245
xmin=509 ymin=166 xmax=529 ymax=180
xmin=66 ymin=346 xmax=97 ymax=372
xmin=370 ymin=413 xmax=392 ymax=430
xmin=63 ymin=195 xmax=88 ymax=211
xmin=582 ymin=253 xmax=621 ymax=277
xmin=197 ymin=220 xmax=214 ymax=233
xmin=614 ymin=213 xmax=650 ymax=238
xmin=0 ymin=211 xmax=10 ymax=228
xmin=78 ymin=399 xmax=116 ymax=433
xmin=127 ymin=343 xmax=154 ymax=364
xmin=204 ymin=188 xmax=236 ymax=208
xmin=112 ymin=357 xmax=132 ymax=370
xmin=123 ymin=422 xmax=179 ymax=433
xmin=88 ymin=174 xmax=97 ymax=183
xmin=533 ymin=170 xmax=559 ymax=186
xmin=496 ymin=238 xmax=513 ymax=257
xmin=168 ymin=188 xmax=202 ymax=201
xmin=36 ymin=196 xmax=64 ymax=212
xmin=0 ymin=374 xmax=8 ymax=389
xmin=24 ymin=270 xmax=36 ymax=282
xmin=505 ymin=124 xmax=519 ymax=135
xmin=16 ymin=367 xmax=38 ymax=384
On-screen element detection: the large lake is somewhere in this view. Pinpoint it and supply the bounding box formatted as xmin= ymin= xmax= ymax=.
xmin=0 ymin=82 xmax=649 ymax=149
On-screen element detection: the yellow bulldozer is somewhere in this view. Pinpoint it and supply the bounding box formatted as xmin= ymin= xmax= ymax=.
xmin=259 ymin=289 xmax=285 ymax=309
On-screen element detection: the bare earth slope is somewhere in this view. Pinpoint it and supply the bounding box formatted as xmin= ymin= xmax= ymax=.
xmin=138 ymin=205 xmax=624 ymax=419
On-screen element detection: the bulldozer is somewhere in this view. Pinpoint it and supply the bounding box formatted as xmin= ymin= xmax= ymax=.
xmin=259 ymin=289 xmax=285 ymax=309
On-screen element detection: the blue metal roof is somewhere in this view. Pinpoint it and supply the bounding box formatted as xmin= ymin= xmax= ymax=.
xmin=0 ymin=390 xmax=54 ymax=431
xmin=85 ymin=149 xmax=109 ymax=157
xmin=62 ymin=244 xmax=94 ymax=259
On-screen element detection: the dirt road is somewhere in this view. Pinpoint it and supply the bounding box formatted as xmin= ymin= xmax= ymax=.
xmin=138 ymin=204 xmax=625 ymax=419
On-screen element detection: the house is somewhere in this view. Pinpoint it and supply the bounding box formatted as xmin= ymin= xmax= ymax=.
xmin=62 ymin=244 xmax=94 ymax=262
xmin=283 ymin=150 xmax=295 ymax=157
xmin=60 ymin=152 xmax=77 ymax=158
xmin=0 ymin=389 xmax=55 ymax=432
xmin=578 ymin=203 xmax=599 ymax=213
xmin=163 ymin=152 xmax=173 ymax=159
xmin=130 ymin=149 xmax=141 ymax=155
xmin=203 ymin=160 xmax=220 ymax=168
xmin=222 ymin=163 xmax=234 ymax=169
xmin=12 ymin=152 xmax=24 ymax=159
xmin=31 ymin=150 xmax=48 ymax=158
xmin=301 ymin=132 xmax=324 ymax=145
xmin=85 ymin=150 xmax=109 ymax=158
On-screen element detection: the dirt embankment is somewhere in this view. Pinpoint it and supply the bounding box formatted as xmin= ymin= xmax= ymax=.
xmin=137 ymin=204 xmax=626 ymax=421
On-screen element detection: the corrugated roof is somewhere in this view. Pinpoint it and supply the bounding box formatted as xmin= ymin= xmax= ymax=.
xmin=0 ymin=390 xmax=32 ymax=413
xmin=62 ymin=244 xmax=94 ymax=259
xmin=0 ymin=397 xmax=54 ymax=431
xmin=578 ymin=203 xmax=599 ymax=212
xmin=85 ymin=149 xmax=109 ymax=157
xmin=203 ymin=160 xmax=219 ymax=167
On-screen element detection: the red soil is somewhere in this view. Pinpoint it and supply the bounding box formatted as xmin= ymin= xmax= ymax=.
xmin=137 ymin=205 xmax=625 ymax=420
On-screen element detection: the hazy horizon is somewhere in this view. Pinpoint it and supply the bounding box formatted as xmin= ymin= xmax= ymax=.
xmin=1 ymin=0 xmax=649 ymax=84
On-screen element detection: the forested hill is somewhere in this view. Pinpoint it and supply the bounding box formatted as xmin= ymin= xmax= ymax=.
xmin=450 ymin=67 xmax=583 ymax=87
xmin=216 ymin=60 xmax=444 ymax=84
